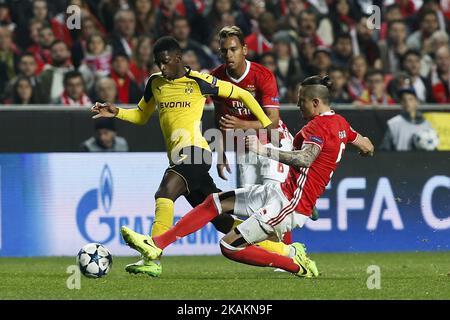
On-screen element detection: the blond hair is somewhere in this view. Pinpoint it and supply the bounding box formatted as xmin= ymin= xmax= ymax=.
xmin=218 ymin=26 xmax=245 ymax=46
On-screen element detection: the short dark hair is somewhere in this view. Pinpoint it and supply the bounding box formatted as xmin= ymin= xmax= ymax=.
xmin=38 ymin=25 xmax=53 ymax=33
xmin=300 ymin=75 xmax=332 ymax=104
xmin=419 ymin=8 xmax=438 ymax=23
xmin=95 ymin=118 xmax=116 ymax=131
xmin=153 ymin=36 xmax=181 ymax=56
xmin=333 ymin=32 xmax=352 ymax=46
xmin=173 ymin=15 xmax=189 ymax=27
xmin=63 ymin=70 xmax=84 ymax=87
xmin=50 ymin=39 xmax=68 ymax=50
xmin=313 ymin=46 xmax=331 ymax=58
xmin=401 ymin=49 xmax=421 ymax=67
xmin=403 ymin=49 xmax=421 ymax=60
xmin=112 ymin=52 xmax=130 ymax=61
xmin=259 ymin=51 xmax=276 ymax=62
xmin=386 ymin=3 xmax=400 ymax=13
xmin=299 ymin=9 xmax=317 ymax=23
xmin=387 ymin=19 xmax=407 ymax=30
xmin=398 ymin=87 xmax=417 ymax=100
xmin=365 ymin=69 xmax=384 ymax=81
xmin=328 ymin=66 xmax=346 ymax=75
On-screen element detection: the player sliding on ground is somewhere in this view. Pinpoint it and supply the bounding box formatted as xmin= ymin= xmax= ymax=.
xmin=121 ymin=75 xmax=375 ymax=277
xmin=92 ymin=36 xmax=307 ymax=277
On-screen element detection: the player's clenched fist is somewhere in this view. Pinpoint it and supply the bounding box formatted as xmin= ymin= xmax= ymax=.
xmin=90 ymin=102 xmax=119 ymax=119
xmin=245 ymin=135 xmax=264 ymax=154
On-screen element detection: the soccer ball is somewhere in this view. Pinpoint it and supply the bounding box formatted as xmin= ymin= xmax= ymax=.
xmin=77 ymin=243 xmax=113 ymax=278
xmin=412 ymin=128 xmax=439 ymax=151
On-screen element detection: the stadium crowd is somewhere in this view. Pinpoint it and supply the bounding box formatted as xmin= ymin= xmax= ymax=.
xmin=0 ymin=0 xmax=449 ymax=106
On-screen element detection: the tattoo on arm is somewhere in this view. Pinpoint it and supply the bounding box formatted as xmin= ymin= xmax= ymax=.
xmin=264 ymin=143 xmax=321 ymax=169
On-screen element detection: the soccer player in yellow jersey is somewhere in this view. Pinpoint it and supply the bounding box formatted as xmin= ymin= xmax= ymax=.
xmin=91 ymin=36 xmax=274 ymax=277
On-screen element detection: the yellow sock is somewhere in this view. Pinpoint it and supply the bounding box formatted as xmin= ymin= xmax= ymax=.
xmin=151 ymin=198 xmax=174 ymax=237
xmin=231 ymin=217 xmax=243 ymax=229
xmin=256 ymin=240 xmax=290 ymax=257
xmin=231 ymin=218 xmax=290 ymax=256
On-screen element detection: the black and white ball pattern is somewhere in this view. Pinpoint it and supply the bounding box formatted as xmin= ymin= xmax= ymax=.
xmin=77 ymin=243 xmax=113 ymax=278
xmin=413 ymin=128 xmax=440 ymax=151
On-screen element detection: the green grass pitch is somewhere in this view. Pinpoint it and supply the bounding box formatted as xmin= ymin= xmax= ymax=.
xmin=1 ymin=252 xmax=449 ymax=300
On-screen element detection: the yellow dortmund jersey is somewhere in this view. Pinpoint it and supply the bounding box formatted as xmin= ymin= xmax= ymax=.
xmin=116 ymin=68 xmax=272 ymax=162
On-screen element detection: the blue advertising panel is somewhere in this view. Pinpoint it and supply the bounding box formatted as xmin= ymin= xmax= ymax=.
xmin=0 ymin=152 xmax=448 ymax=256
xmin=297 ymin=152 xmax=450 ymax=252
xmin=0 ymin=153 xmax=237 ymax=257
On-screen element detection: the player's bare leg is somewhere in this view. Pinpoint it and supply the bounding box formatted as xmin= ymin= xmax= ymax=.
xmin=126 ymin=171 xmax=187 ymax=277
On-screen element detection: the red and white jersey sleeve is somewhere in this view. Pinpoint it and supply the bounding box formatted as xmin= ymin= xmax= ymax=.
xmin=258 ymin=67 xmax=280 ymax=109
xmin=300 ymin=120 xmax=326 ymax=150
xmin=347 ymin=126 xmax=359 ymax=144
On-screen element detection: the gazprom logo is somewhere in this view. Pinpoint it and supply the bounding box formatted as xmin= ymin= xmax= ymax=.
xmin=75 ymin=163 xmax=220 ymax=247
xmin=76 ymin=164 xmax=115 ymax=244
xmin=100 ymin=165 xmax=113 ymax=213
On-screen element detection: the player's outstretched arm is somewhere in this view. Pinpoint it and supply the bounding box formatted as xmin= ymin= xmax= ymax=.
xmin=246 ymin=135 xmax=320 ymax=169
xmin=91 ymin=102 xmax=119 ymax=118
xmin=216 ymin=144 xmax=231 ymax=180
xmin=215 ymin=125 xmax=231 ymax=180
xmin=214 ymin=103 xmax=232 ymax=180
xmin=352 ymin=134 xmax=374 ymax=157
xmin=91 ymin=98 xmax=155 ymax=125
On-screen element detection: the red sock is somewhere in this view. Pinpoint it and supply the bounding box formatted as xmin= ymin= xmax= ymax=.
xmin=153 ymin=194 xmax=219 ymax=250
xmin=283 ymin=232 xmax=292 ymax=244
xmin=220 ymin=243 xmax=300 ymax=273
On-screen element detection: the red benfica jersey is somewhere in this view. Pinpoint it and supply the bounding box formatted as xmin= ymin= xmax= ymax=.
xmin=280 ymin=111 xmax=358 ymax=216
xmin=211 ymin=60 xmax=290 ymax=143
